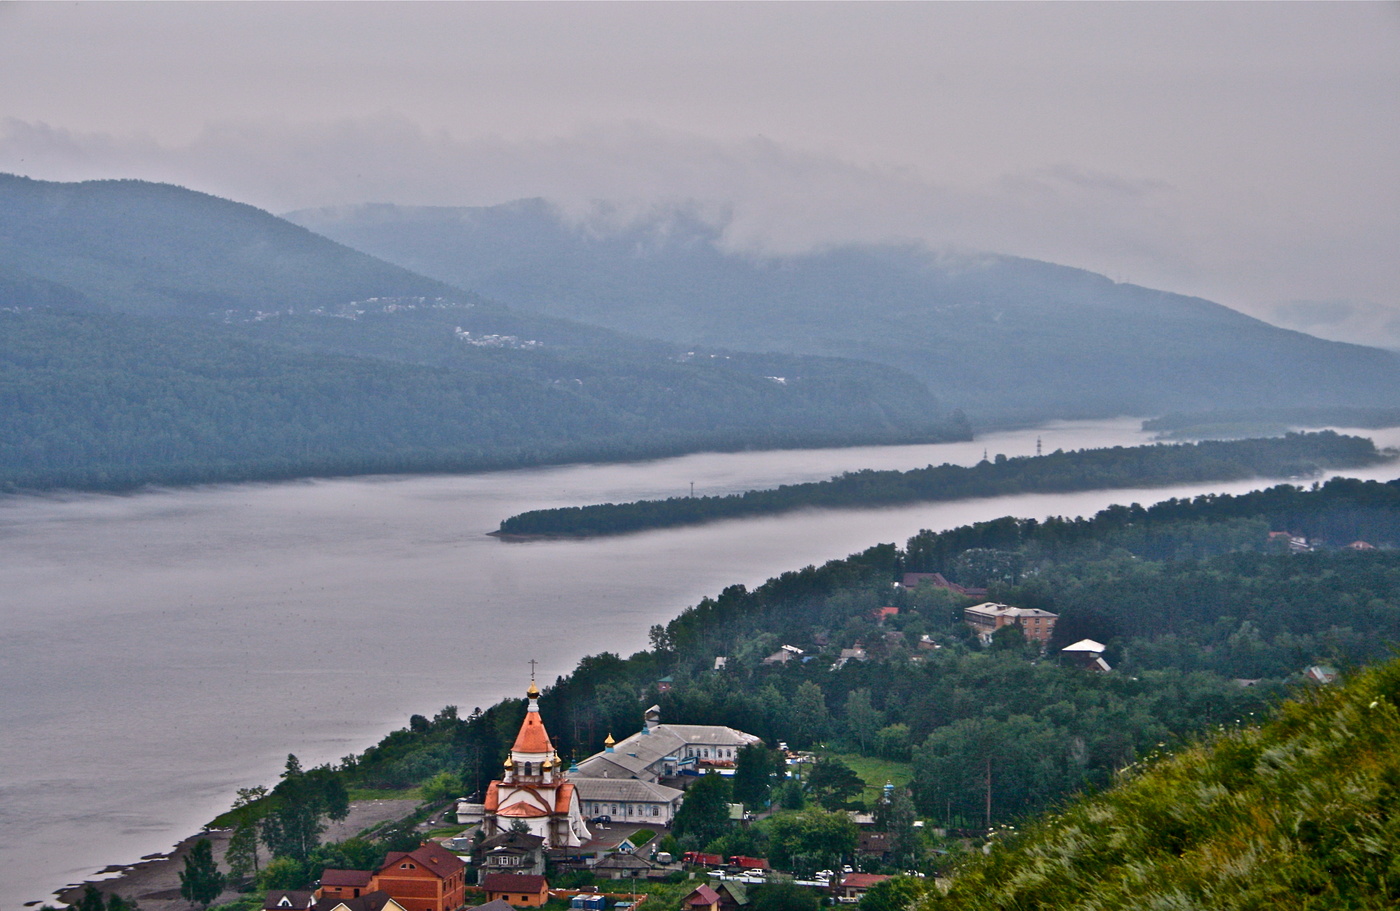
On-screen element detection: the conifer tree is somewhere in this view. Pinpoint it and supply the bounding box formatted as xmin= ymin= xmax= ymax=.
xmin=178 ymin=838 xmax=225 ymax=910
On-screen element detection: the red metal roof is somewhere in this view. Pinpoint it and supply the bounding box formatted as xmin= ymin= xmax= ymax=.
xmin=512 ymin=710 xmax=554 ymax=754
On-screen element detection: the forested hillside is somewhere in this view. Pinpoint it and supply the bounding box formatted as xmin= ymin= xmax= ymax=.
xmin=287 ymin=200 xmax=1400 ymax=424
xmin=0 ymin=175 xmax=968 ymax=491
xmin=0 ymin=308 xmax=961 ymax=491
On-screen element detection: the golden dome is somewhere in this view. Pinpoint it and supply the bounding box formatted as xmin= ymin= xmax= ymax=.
xmin=526 ymin=679 xmax=540 ymax=698
xmin=604 ymin=733 xmax=615 ymax=746
xmin=504 ymin=756 xmax=514 ymax=769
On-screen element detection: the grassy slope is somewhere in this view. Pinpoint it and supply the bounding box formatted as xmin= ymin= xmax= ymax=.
xmin=926 ymin=657 xmax=1400 ymax=909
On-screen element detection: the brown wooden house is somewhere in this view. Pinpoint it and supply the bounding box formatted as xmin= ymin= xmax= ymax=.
xmin=479 ymin=873 xmax=550 ymax=908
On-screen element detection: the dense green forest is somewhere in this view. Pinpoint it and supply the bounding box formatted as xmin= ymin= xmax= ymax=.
xmin=0 ymin=308 xmax=965 ymax=492
xmin=220 ymin=476 xmax=1400 ymax=892
xmin=495 ymin=432 xmax=1387 ymax=536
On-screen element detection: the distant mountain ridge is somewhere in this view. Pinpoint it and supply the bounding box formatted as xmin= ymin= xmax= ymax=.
xmin=0 ymin=175 xmax=965 ymax=491
xmin=286 ymin=199 xmax=1400 ymax=424
xmin=0 ymin=173 xmax=463 ymax=317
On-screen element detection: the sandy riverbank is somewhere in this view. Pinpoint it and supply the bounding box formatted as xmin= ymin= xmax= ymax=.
xmin=47 ymin=800 xmax=420 ymax=911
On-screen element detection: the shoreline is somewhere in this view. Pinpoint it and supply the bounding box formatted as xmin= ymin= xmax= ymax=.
xmin=42 ymin=800 xmax=419 ymax=911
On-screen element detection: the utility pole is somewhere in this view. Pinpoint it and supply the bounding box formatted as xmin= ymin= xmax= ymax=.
xmin=985 ymin=755 xmax=992 ymax=831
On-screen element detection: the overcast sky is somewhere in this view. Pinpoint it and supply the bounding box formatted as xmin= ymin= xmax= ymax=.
xmin=2 ymin=2 xmax=1397 ymax=344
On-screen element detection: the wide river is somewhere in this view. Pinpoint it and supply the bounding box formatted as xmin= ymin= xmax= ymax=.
xmin=4 ymin=419 xmax=1400 ymax=909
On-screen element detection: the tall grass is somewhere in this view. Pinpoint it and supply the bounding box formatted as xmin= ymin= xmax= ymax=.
xmin=924 ymin=657 xmax=1400 ymax=909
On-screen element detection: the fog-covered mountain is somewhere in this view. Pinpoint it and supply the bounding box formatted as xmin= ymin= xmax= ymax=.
xmin=0 ymin=176 xmax=964 ymax=491
xmin=287 ymin=199 xmax=1400 ymax=424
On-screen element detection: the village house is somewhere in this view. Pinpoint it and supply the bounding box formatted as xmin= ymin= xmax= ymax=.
xmin=371 ymin=843 xmax=468 ymax=911
xmin=479 ymin=872 xmax=550 ymax=908
xmin=591 ymin=851 xmax=662 ymax=881
xmin=318 ymin=870 xmax=374 ymax=903
xmin=831 ymin=873 xmax=891 ymax=903
xmin=963 ymin=602 xmax=1058 ymax=646
xmin=711 ymin=881 xmax=749 ymax=911
xmin=1060 ymin=639 xmax=1111 ymax=672
xmin=475 ymin=831 xmax=546 ymax=881
xmin=264 ymin=891 xmax=315 ymax=911
xmin=762 ymin=645 xmax=804 ymax=666
xmin=312 ymin=894 xmax=407 ymax=911
xmin=680 ymin=884 xmax=722 ymax=911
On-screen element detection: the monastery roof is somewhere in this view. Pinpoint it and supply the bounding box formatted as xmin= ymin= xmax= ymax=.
xmin=1061 ymin=639 xmax=1107 ymax=653
xmin=553 ymin=782 xmax=576 ymax=814
xmin=574 ymin=724 xmax=759 ymax=780
xmin=571 ymin=778 xmax=684 ymax=803
xmin=486 ymin=780 xmax=578 ymax=818
xmin=497 ymin=800 xmax=552 ymax=819
xmin=512 ymin=708 xmax=554 ymax=754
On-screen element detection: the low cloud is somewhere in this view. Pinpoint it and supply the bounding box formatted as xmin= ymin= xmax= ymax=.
xmin=1 ymin=114 xmax=1394 ymax=327
xmin=1263 ymin=300 xmax=1400 ymax=351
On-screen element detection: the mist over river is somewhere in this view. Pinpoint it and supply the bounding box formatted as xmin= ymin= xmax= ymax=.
xmin=4 ymin=419 xmax=1399 ymax=909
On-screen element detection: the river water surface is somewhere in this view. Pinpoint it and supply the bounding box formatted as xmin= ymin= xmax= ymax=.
xmin=3 ymin=419 xmax=1398 ymax=909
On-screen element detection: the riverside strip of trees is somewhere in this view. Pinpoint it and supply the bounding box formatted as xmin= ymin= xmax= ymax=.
xmin=495 ymin=432 xmax=1387 ymax=536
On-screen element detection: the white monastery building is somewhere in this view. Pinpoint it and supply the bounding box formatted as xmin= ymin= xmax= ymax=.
xmin=480 ymin=680 xmax=592 ymax=847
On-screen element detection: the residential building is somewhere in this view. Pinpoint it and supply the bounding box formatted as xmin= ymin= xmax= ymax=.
xmin=265 ymin=892 xmax=315 ymax=911
xmin=1060 ymin=639 xmax=1111 ymax=672
xmin=680 ymin=885 xmax=722 ymax=911
xmin=475 ymin=831 xmax=545 ymax=881
xmin=963 ymin=602 xmax=1058 ymax=645
xmin=591 ymin=852 xmax=661 ymax=881
xmin=831 ymin=873 xmax=891 ymax=903
xmin=372 ymin=843 xmax=468 ymax=911
xmin=480 ymin=873 xmax=550 ymax=908
xmin=312 ymin=894 xmax=406 ymax=911
xmin=318 ymin=871 xmax=374 ymax=903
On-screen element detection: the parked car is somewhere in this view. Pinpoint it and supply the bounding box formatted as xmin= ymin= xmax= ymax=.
xmin=589 ymin=814 xmax=612 ymax=824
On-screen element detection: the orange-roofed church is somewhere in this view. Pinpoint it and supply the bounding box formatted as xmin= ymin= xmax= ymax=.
xmin=481 ymin=678 xmax=592 ymax=847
